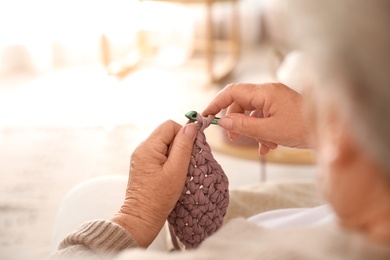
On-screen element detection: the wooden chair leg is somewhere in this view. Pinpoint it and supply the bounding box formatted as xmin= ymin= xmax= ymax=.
xmin=231 ymin=1 xmax=240 ymax=62
xmin=100 ymin=34 xmax=110 ymax=68
xmin=205 ymin=0 xmax=240 ymax=84
xmin=205 ymin=0 xmax=214 ymax=83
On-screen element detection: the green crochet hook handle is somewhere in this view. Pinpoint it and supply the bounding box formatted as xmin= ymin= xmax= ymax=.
xmin=185 ymin=111 xmax=220 ymax=125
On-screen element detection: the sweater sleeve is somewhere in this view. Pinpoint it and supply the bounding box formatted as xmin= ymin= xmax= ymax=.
xmin=51 ymin=220 xmax=138 ymax=259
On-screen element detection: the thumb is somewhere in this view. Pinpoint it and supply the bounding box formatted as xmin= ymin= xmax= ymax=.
xmin=164 ymin=123 xmax=197 ymax=175
xmin=218 ymin=113 xmax=276 ymax=141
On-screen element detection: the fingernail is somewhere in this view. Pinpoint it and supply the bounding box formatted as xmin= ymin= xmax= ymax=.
xmin=218 ymin=117 xmax=233 ymax=130
xmin=184 ymin=124 xmax=197 ymax=139
xmin=228 ymin=132 xmax=239 ymax=140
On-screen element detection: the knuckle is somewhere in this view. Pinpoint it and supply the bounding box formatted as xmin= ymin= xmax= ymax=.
xmin=131 ymin=143 xmax=146 ymax=165
xmin=241 ymin=117 xmax=251 ymax=134
xmin=236 ymin=116 xmax=249 ymax=135
xmin=130 ymin=152 xmax=140 ymax=170
xmin=224 ymin=83 xmax=242 ymax=93
xmin=130 ymin=148 xmax=141 ymax=161
xmin=267 ymin=82 xmax=287 ymax=94
xmin=225 ymin=83 xmax=235 ymax=91
xmin=162 ymin=119 xmax=177 ymax=129
xmin=263 ymin=83 xmax=277 ymax=93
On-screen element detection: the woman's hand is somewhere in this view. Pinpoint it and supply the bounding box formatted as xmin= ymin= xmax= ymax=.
xmin=202 ymin=83 xmax=310 ymax=155
xmin=112 ymin=120 xmax=197 ymax=247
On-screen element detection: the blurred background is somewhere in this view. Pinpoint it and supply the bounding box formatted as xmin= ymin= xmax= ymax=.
xmin=0 ymin=0 xmax=269 ymax=127
xmin=0 ymin=0 xmax=316 ymax=259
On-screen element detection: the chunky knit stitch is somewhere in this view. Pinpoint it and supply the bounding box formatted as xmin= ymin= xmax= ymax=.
xmin=167 ymin=114 xmax=229 ymax=249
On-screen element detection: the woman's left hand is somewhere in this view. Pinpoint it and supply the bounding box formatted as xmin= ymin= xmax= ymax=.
xmin=112 ymin=120 xmax=197 ymax=247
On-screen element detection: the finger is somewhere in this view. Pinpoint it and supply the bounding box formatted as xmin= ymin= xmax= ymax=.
xmin=141 ymin=120 xmax=182 ymax=157
xmin=259 ymin=144 xmax=270 ymax=156
xmin=202 ymin=83 xmax=264 ymax=116
xmin=226 ymin=103 xmax=256 ymax=141
xmin=163 ymin=123 xmax=197 ymax=177
xmin=256 ymin=138 xmax=278 ymax=149
xmin=218 ymin=113 xmax=279 ymax=142
xmin=225 ymin=103 xmax=243 ymax=142
xmin=249 ymin=109 xmax=267 ymax=119
xmin=226 ymin=101 xmax=245 ymax=116
xmin=228 ymin=132 xmax=239 ymax=140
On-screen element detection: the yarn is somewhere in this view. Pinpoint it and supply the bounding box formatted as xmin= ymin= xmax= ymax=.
xmin=167 ymin=114 xmax=229 ymax=249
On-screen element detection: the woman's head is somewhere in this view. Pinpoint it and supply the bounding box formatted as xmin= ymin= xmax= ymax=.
xmin=281 ymin=0 xmax=390 ymax=172
xmin=275 ymin=0 xmax=390 ymax=229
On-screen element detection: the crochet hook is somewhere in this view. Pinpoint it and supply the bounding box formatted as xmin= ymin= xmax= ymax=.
xmin=185 ymin=111 xmax=220 ymax=125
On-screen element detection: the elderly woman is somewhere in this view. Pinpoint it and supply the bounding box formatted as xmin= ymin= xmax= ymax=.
xmin=52 ymin=0 xmax=390 ymax=259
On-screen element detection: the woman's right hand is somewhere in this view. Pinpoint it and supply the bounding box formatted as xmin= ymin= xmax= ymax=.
xmin=202 ymin=83 xmax=310 ymax=155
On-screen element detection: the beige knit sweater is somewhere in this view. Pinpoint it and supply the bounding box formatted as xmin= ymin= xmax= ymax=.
xmin=51 ymin=181 xmax=390 ymax=259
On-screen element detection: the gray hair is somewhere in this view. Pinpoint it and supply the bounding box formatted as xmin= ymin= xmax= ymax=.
xmin=278 ymin=1 xmax=390 ymax=172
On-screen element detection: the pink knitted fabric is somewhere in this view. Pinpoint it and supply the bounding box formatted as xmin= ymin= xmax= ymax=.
xmin=167 ymin=114 xmax=229 ymax=249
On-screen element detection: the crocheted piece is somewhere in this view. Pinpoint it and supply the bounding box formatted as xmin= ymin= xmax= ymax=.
xmin=167 ymin=114 xmax=229 ymax=249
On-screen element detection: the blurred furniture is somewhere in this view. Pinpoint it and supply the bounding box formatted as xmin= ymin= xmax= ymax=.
xmin=101 ymin=0 xmax=240 ymax=82
xmin=100 ymin=34 xmax=142 ymax=78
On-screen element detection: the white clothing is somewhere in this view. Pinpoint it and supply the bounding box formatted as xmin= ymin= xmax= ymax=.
xmin=248 ymin=205 xmax=336 ymax=229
